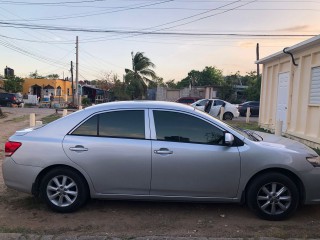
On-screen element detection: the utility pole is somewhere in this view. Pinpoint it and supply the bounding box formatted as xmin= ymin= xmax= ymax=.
xmin=256 ymin=43 xmax=260 ymax=77
xmin=75 ymin=36 xmax=80 ymax=107
xmin=71 ymin=61 xmax=74 ymax=105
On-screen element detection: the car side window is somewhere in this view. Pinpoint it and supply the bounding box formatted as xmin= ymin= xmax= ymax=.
xmin=72 ymin=115 xmax=98 ymax=136
xmin=198 ymin=99 xmax=208 ymax=106
xmin=71 ymin=110 xmax=145 ymax=139
xmin=153 ymin=110 xmax=224 ymax=145
xmin=99 ymin=110 xmax=145 ymax=139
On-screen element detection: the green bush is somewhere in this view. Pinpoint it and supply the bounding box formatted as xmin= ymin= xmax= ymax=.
xmin=82 ymin=97 xmax=91 ymax=106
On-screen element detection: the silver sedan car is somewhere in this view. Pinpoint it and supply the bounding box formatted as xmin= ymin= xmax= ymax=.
xmin=2 ymin=101 xmax=320 ymax=220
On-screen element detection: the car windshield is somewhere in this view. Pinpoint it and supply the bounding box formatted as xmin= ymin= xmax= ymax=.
xmin=229 ymin=126 xmax=263 ymax=142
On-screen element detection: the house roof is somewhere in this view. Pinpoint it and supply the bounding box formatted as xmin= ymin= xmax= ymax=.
xmin=256 ymin=35 xmax=320 ymax=64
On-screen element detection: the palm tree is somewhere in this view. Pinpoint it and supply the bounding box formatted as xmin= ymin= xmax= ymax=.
xmin=125 ymin=52 xmax=156 ymax=99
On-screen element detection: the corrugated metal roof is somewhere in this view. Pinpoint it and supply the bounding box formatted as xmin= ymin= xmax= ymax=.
xmin=256 ymin=35 xmax=320 ymax=64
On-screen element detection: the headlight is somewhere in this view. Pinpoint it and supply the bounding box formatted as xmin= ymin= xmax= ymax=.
xmin=307 ymin=156 xmax=320 ymax=167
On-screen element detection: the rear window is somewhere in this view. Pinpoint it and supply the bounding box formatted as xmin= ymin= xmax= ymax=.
xmin=71 ymin=110 xmax=145 ymax=139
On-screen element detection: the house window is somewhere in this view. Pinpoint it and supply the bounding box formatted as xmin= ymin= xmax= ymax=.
xmin=56 ymin=86 xmax=62 ymax=96
xmin=310 ymin=67 xmax=320 ymax=105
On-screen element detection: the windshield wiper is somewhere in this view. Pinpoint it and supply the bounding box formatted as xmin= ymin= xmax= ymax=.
xmin=242 ymin=129 xmax=263 ymax=141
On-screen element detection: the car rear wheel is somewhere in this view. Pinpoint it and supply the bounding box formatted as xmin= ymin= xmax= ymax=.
xmin=40 ymin=168 xmax=89 ymax=213
xmin=223 ymin=112 xmax=233 ymax=120
xmin=246 ymin=173 xmax=299 ymax=220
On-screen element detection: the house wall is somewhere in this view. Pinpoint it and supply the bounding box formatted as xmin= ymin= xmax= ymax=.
xmin=23 ymin=78 xmax=73 ymax=101
xmin=259 ymin=45 xmax=320 ymax=147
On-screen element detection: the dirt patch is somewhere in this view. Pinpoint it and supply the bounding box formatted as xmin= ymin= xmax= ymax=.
xmin=1 ymin=107 xmax=320 ymax=238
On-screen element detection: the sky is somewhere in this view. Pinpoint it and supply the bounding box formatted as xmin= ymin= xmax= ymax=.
xmin=0 ymin=0 xmax=319 ymax=82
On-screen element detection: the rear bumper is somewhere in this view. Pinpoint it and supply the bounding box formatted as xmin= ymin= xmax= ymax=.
xmin=2 ymin=157 xmax=42 ymax=194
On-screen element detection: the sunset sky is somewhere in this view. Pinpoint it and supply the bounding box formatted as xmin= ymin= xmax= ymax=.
xmin=0 ymin=0 xmax=319 ymax=82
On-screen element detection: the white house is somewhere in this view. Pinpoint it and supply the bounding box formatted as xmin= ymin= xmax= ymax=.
xmin=256 ymin=35 xmax=320 ymax=148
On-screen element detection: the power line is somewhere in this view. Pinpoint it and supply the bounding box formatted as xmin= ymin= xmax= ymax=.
xmin=0 ymin=0 xmax=109 ymax=5
xmin=0 ymin=0 xmax=174 ymax=21
xmin=0 ymin=39 xmax=69 ymax=68
xmin=0 ymin=22 xmax=317 ymax=37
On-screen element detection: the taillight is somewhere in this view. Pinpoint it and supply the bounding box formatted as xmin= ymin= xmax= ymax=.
xmin=5 ymin=141 xmax=22 ymax=157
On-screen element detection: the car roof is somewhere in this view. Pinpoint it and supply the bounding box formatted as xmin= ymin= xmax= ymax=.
xmin=84 ymin=100 xmax=195 ymax=112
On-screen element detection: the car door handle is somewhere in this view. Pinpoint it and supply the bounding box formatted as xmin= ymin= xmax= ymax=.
xmin=69 ymin=145 xmax=88 ymax=152
xmin=154 ymin=148 xmax=173 ymax=154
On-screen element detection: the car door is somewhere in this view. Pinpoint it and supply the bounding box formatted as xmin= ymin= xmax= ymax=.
xmin=209 ymin=100 xmax=222 ymax=117
xmin=63 ymin=109 xmax=152 ymax=195
xmin=149 ymin=109 xmax=241 ymax=198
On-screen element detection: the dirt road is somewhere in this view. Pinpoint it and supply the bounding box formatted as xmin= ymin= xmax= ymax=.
xmin=1 ymin=107 xmax=320 ymax=238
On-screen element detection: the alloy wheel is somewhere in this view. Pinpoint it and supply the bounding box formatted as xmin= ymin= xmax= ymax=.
xmin=256 ymin=182 xmax=291 ymax=216
xmin=46 ymin=175 xmax=78 ymax=207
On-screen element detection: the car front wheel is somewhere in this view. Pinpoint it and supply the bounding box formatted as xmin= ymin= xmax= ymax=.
xmin=246 ymin=172 xmax=299 ymax=220
xmin=40 ymin=168 xmax=89 ymax=213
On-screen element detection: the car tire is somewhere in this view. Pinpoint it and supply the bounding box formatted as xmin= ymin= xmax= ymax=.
xmin=40 ymin=167 xmax=89 ymax=213
xmin=223 ymin=112 xmax=233 ymax=120
xmin=246 ymin=172 xmax=299 ymax=221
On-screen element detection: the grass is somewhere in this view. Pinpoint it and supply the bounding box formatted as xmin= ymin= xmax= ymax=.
xmin=313 ymin=148 xmax=320 ymax=155
xmin=0 ymin=226 xmax=35 ymax=234
xmin=41 ymin=114 xmax=61 ymax=124
xmin=225 ymin=120 xmax=266 ymax=132
xmin=3 ymin=115 xmax=29 ymax=123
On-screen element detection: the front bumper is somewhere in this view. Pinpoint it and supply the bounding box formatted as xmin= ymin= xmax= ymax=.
xmin=2 ymin=157 xmax=43 ymax=194
xmin=300 ymin=167 xmax=320 ymax=204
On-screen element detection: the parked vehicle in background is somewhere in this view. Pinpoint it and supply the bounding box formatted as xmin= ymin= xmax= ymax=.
xmin=238 ymin=101 xmax=260 ymax=117
xmin=0 ymin=92 xmax=24 ymax=107
xmin=176 ymin=97 xmax=201 ymax=105
xmin=191 ymin=99 xmax=239 ymax=120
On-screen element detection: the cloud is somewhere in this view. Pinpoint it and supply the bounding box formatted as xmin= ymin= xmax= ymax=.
xmin=276 ymin=25 xmax=310 ymax=32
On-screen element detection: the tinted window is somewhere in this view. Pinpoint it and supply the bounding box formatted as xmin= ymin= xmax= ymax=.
xmin=198 ymin=99 xmax=208 ymax=106
xmin=71 ymin=110 xmax=145 ymax=139
xmin=154 ymin=111 xmax=224 ymax=145
xmin=72 ymin=115 xmax=98 ymax=136
xmin=99 ymin=110 xmax=145 ymax=139
xmin=179 ymin=99 xmax=194 ymax=104
xmin=215 ymin=100 xmax=225 ymax=106
xmin=252 ymin=102 xmax=260 ymax=106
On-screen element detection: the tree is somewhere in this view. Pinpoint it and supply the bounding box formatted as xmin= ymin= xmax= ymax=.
xmin=176 ymin=66 xmax=224 ymax=89
xmin=47 ymin=74 xmax=59 ymax=79
xmin=244 ymin=71 xmax=261 ymax=101
xmin=198 ymin=66 xmax=224 ymax=86
xmin=165 ymin=79 xmax=178 ymax=89
xmin=29 ymin=70 xmax=44 ymax=79
xmin=124 ymin=52 xmax=156 ymax=99
xmin=148 ymin=77 xmax=166 ymax=89
xmin=111 ymin=79 xmax=130 ymax=100
xmin=4 ymin=76 xmax=24 ymax=93
xmin=219 ymin=73 xmax=241 ymax=103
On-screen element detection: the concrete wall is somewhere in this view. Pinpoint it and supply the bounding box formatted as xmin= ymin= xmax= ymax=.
xmin=23 ymin=78 xmax=72 ymax=98
xmin=259 ymin=45 xmax=320 ymax=148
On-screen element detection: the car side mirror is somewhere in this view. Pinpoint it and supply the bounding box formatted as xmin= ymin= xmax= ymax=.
xmin=224 ymin=133 xmax=234 ymax=146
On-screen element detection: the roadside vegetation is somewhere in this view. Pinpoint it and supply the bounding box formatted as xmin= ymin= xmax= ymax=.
xmin=41 ymin=114 xmax=61 ymax=124
xmin=226 ymin=121 xmax=265 ymax=132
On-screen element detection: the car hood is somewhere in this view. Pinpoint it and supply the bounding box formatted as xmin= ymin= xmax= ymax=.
xmin=253 ymin=131 xmax=318 ymax=156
